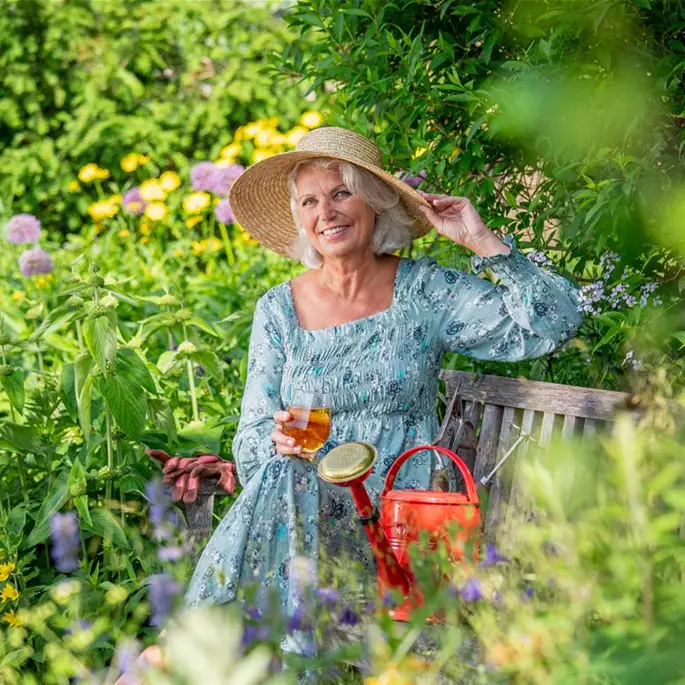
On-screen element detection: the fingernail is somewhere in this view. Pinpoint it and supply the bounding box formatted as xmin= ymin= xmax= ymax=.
xmin=288 ymin=439 xmax=295 ymax=446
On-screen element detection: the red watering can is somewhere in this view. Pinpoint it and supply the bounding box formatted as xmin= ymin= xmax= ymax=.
xmin=318 ymin=442 xmax=481 ymax=622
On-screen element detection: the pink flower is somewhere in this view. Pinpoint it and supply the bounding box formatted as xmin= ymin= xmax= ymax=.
xmin=6 ymin=214 xmax=41 ymax=244
xmin=214 ymin=198 xmax=234 ymax=225
xmin=123 ymin=187 xmax=147 ymax=215
xmin=19 ymin=247 xmax=53 ymax=276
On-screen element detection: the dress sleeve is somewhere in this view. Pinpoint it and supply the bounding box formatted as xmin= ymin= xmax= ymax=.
xmin=417 ymin=236 xmax=583 ymax=361
xmin=231 ymin=294 xmax=285 ymax=487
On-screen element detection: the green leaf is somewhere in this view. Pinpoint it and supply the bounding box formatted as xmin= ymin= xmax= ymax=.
xmin=157 ymin=350 xmax=178 ymax=374
xmin=24 ymin=473 xmax=70 ymax=548
xmin=83 ymin=508 xmax=130 ymax=550
xmin=191 ymin=350 xmax=224 ymax=383
xmin=119 ymin=472 xmax=147 ymax=495
xmin=147 ymin=398 xmax=177 ymax=442
xmin=0 ymin=368 xmax=24 ymax=414
xmin=116 ymin=348 xmax=157 ymax=395
xmin=6 ymin=505 xmax=27 ymax=543
xmin=74 ymin=496 xmax=92 ymax=528
xmin=59 ymin=363 xmax=79 ymax=422
xmin=29 ymin=302 xmax=75 ymax=340
xmin=98 ymin=374 xmax=146 ymax=440
xmin=0 ymin=422 xmax=44 ymax=455
xmin=78 ymin=375 xmax=95 ymax=442
xmin=186 ymin=316 xmax=218 ymax=337
xmin=83 ymin=315 xmax=117 ymax=374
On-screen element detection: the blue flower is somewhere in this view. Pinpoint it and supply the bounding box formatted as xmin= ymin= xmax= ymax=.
xmin=460 ymin=577 xmax=483 ymax=602
xmin=316 ymin=587 xmax=340 ymax=608
xmin=148 ymin=573 xmax=181 ymax=626
xmin=339 ymin=606 xmax=360 ymax=626
xmin=480 ymin=543 xmax=509 ymax=568
xmin=50 ymin=512 xmax=81 ymax=573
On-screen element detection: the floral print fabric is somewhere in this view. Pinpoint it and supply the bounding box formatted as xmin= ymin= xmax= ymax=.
xmin=185 ymin=239 xmax=582 ymax=621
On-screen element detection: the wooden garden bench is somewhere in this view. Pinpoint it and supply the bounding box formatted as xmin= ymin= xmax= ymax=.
xmin=181 ymin=370 xmax=631 ymax=543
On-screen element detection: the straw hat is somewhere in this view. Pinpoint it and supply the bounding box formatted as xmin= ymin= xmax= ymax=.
xmin=229 ymin=126 xmax=432 ymax=257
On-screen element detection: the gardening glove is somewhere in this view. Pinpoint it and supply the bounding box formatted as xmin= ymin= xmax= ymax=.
xmin=145 ymin=449 xmax=237 ymax=504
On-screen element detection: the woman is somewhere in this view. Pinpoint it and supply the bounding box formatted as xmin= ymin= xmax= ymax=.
xmin=183 ymin=126 xmax=583 ymax=634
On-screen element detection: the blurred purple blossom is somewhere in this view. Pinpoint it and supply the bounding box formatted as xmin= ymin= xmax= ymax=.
xmin=316 ymin=587 xmax=340 ymax=608
xmin=214 ymin=198 xmax=234 ymax=225
xmin=339 ymin=606 xmax=360 ymax=626
xmin=480 ymin=543 xmax=509 ymax=568
xmin=123 ymin=187 xmax=147 ymax=215
xmin=19 ymin=247 xmax=53 ymax=277
xmin=145 ymin=477 xmax=178 ymax=542
xmin=114 ymin=638 xmax=141 ymax=676
xmin=622 ymin=350 xmax=643 ymax=371
xmin=190 ymin=162 xmax=218 ymax=192
xmin=287 ymin=606 xmax=311 ymax=632
xmin=148 ymin=573 xmax=182 ymax=626
xmin=50 ymin=512 xmax=81 ymax=573
xmin=460 ymin=577 xmax=483 ymax=602
xmin=527 ymin=250 xmax=553 ymax=269
xmin=6 ymin=214 xmax=41 ymax=244
xmin=65 ymin=619 xmax=92 ymax=636
xmin=210 ymin=164 xmax=245 ymax=196
xmin=396 ymin=170 xmax=427 ymax=187
xmin=157 ymin=545 xmax=187 ymax=562
xmin=523 ymin=585 xmax=535 ymax=601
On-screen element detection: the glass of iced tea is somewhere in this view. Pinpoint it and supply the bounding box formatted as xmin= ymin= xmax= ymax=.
xmin=283 ymin=389 xmax=332 ymax=455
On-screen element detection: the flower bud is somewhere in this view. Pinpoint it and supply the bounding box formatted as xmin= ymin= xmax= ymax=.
xmin=89 ymin=275 xmax=105 ymax=287
xmin=177 ymin=340 xmax=197 ymax=354
xmin=175 ymin=308 xmax=192 ymax=321
xmin=0 ymin=333 xmax=10 ymax=346
xmin=160 ymin=294 xmax=179 ymax=307
xmin=101 ymin=294 xmax=119 ymax=309
xmin=87 ymin=304 xmax=108 ymax=319
xmin=89 ymin=263 xmax=101 ymax=273
xmin=67 ymin=295 xmax=84 ymax=310
xmin=105 ymin=360 xmax=116 ymax=375
xmin=0 ymin=365 xmax=12 ymax=377
xmin=69 ymin=483 xmax=86 ymax=497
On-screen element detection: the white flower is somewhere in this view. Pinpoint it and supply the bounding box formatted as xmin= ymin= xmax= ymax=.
xmin=101 ymin=294 xmax=119 ymax=308
xmin=177 ymin=340 xmax=197 ymax=354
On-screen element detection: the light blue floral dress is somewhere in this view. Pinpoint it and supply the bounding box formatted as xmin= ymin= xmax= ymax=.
xmin=186 ymin=239 xmax=582 ymax=623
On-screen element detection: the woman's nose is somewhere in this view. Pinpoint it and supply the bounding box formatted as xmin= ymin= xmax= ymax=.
xmin=319 ymin=198 xmax=337 ymax=222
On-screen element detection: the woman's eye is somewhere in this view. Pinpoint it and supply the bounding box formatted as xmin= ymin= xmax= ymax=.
xmin=302 ymin=198 xmax=314 ymax=207
xmin=335 ymin=190 xmax=350 ymax=198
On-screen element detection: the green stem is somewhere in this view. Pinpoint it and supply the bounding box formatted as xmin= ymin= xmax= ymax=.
xmin=105 ymin=409 xmax=114 ymax=508
xmin=116 ymin=439 xmax=125 ymax=527
xmin=218 ymin=222 xmax=235 ymax=266
xmin=182 ymin=323 xmax=200 ymax=423
xmin=16 ymin=455 xmax=29 ymax=504
xmin=1 ymin=346 xmax=16 ymax=423
xmin=76 ymin=320 xmax=85 ymax=354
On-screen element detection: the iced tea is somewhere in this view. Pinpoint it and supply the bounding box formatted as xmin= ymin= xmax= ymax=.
xmin=283 ymin=406 xmax=331 ymax=453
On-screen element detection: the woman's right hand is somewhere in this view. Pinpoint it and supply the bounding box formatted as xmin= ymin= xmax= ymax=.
xmin=272 ymin=410 xmax=312 ymax=460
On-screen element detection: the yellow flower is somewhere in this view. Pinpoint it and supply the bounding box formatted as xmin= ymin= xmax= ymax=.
xmin=78 ymin=163 xmax=110 ymax=183
xmin=262 ymin=116 xmax=279 ymax=128
xmin=286 ymin=126 xmax=308 ymax=147
xmin=34 ymin=274 xmax=54 ymax=289
xmin=140 ymin=236 xmax=150 ymax=245
xmin=121 ymin=154 xmax=139 ymax=173
xmin=255 ymin=128 xmax=277 ymax=148
xmin=299 ymin=111 xmax=323 ymax=129
xmin=160 ymin=171 xmax=181 ymax=192
xmin=67 ymin=180 xmax=80 ymax=192
xmin=364 ymin=656 xmax=429 ymax=685
xmin=1 ymin=583 xmax=19 ymax=602
xmin=233 ymin=125 xmax=247 ymax=141
xmin=185 ymin=216 xmax=203 ymax=229
xmin=139 ymin=179 xmax=166 ymax=202
xmin=139 ymin=221 xmax=152 ymax=236
xmin=183 ymin=192 xmax=211 ymax=214
xmin=207 ymin=237 xmax=221 ymax=252
xmin=2 ymin=611 xmax=21 ymax=628
xmin=252 ymin=149 xmax=279 ymax=164
xmin=144 ymin=202 xmax=168 ymax=222
xmin=173 ymin=248 xmax=184 ymax=258
xmin=118 ymin=228 xmax=130 ymax=239
xmin=88 ymin=200 xmax=119 ymax=221
xmin=192 ymin=240 xmax=204 ymax=255
xmin=244 ymin=122 xmax=263 ymax=138
xmin=0 ymin=562 xmax=15 ymax=582
xmin=220 ymin=143 xmax=241 ymax=160
xmin=412 ymin=147 xmax=428 ymax=159
xmin=11 ymin=291 xmax=25 ymax=303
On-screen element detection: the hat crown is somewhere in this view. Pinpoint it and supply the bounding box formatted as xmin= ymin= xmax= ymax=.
xmin=296 ymin=126 xmax=383 ymax=167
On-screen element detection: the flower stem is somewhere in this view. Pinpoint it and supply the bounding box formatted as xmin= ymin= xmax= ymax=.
xmin=76 ymin=320 xmax=85 ymax=354
xmin=218 ymin=222 xmax=235 ymax=266
xmin=182 ymin=323 xmax=200 ymax=423
xmin=105 ymin=408 xmax=114 ymax=508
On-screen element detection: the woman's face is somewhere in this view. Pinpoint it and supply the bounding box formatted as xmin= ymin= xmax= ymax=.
xmin=295 ymin=165 xmax=377 ymax=262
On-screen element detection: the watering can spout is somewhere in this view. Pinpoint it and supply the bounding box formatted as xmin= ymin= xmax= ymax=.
xmin=317 ymin=443 xmax=411 ymax=598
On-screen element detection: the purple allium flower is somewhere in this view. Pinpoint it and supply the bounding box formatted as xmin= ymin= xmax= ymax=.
xmin=6 ymin=214 xmax=41 ymax=244
xmin=241 ymin=624 xmax=259 ymax=650
xmin=214 ymin=198 xmax=234 ymax=225
xmin=190 ymin=162 xmax=218 ymax=192
xmin=480 ymin=543 xmax=509 ymax=568
xmin=460 ymin=577 xmax=483 ymax=602
xmin=316 ymin=587 xmax=340 ymax=608
xmin=50 ymin=512 xmax=81 ymax=573
xmin=158 ymin=545 xmax=187 ymax=562
xmin=209 ymin=164 xmax=245 ymax=195
xmin=122 ymin=187 xmax=147 ymax=215
xmin=396 ymin=170 xmax=427 ymax=187
xmin=18 ymin=247 xmax=53 ymax=277
xmin=339 ymin=606 xmax=360 ymax=626
xmin=148 ymin=573 xmax=181 ymax=627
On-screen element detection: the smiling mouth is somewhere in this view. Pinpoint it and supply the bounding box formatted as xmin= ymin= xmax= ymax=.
xmin=320 ymin=225 xmax=350 ymax=238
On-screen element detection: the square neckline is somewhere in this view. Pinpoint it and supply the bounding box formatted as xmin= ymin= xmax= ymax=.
xmin=286 ymin=257 xmax=407 ymax=333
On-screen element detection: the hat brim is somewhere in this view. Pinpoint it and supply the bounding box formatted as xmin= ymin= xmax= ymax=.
xmin=228 ymin=150 xmax=433 ymax=258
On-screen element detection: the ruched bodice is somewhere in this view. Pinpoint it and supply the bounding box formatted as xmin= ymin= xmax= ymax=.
xmin=185 ymin=240 xmax=583 ymax=641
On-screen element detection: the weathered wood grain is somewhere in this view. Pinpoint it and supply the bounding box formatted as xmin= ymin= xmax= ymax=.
xmin=441 ymin=371 xmax=630 ymax=421
xmin=473 ymin=404 xmax=503 ymax=482
xmin=561 ymin=415 xmax=577 ymax=440
xmin=484 ymin=407 xmax=516 ymax=540
xmin=539 ymin=412 xmax=556 ymax=447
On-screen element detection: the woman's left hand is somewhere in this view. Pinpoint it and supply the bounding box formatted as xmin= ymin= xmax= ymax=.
xmin=417 ymin=192 xmax=509 ymax=257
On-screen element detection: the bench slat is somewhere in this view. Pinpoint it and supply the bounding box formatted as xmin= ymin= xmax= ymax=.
xmin=539 ymin=412 xmax=556 ymax=447
xmin=474 ymin=404 xmax=503 ymax=482
xmin=561 ymin=415 xmax=577 ymax=439
xmin=441 ymin=371 xmax=629 ymax=421
xmin=484 ymin=407 xmax=516 ymax=538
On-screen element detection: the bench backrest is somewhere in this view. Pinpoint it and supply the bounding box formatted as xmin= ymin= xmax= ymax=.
xmin=437 ymin=370 xmax=631 ymax=541
xmin=181 ymin=371 xmax=631 ymax=543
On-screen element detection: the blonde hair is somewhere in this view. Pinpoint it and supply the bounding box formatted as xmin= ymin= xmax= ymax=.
xmin=287 ymin=159 xmax=414 ymax=268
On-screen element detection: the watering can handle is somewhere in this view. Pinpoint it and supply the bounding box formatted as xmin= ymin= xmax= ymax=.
xmin=381 ymin=445 xmax=479 ymax=504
